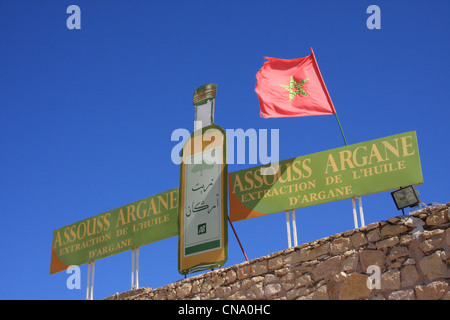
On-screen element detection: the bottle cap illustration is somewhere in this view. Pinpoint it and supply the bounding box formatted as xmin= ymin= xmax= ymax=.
xmin=193 ymin=83 xmax=217 ymax=106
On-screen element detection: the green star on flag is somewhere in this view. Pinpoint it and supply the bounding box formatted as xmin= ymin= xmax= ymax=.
xmin=280 ymin=76 xmax=309 ymax=101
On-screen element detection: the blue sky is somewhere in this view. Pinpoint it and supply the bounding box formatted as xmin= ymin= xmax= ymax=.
xmin=0 ymin=1 xmax=448 ymax=300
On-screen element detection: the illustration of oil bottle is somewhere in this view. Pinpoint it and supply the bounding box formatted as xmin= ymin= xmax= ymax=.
xmin=178 ymin=83 xmax=228 ymax=275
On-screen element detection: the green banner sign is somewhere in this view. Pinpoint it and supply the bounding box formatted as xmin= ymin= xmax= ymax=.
xmin=50 ymin=188 xmax=179 ymax=274
xmin=229 ymin=131 xmax=423 ymax=222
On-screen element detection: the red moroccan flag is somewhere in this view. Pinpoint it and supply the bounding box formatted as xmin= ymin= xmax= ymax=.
xmin=255 ymin=50 xmax=336 ymax=118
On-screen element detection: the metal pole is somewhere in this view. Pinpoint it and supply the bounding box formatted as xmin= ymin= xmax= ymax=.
xmin=358 ymin=197 xmax=366 ymax=227
xmin=90 ymin=261 xmax=95 ymax=300
xmin=228 ymin=216 xmax=249 ymax=261
xmin=286 ymin=211 xmax=292 ymax=248
xmin=131 ymin=248 xmax=139 ymax=289
xmin=291 ymin=209 xmax=298 ymax=247
xmin=86 ymin=262 xmax=91 ymax=300
xmin=334 ymin=113 xmax=348 ymax=146
xmin=131 ymin=249 xmax=135 ymax=289
xmin=136 ymin=248 xmax=139 ymax=289
xmin=352 ymin=198 xmax=359 ymax=229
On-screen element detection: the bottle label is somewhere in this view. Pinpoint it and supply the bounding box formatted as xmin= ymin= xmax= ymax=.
xmin=183 ymin=146 xmax=222 ymax=257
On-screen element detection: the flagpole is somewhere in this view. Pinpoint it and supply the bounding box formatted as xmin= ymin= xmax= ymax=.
xmin=310 ymin=47 xmax=348 ymax=146
xmin=334 ymin=113 xmax=348 ymax=146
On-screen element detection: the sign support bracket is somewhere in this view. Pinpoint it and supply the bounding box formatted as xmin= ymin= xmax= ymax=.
xmin=285 ymin=209 xmax=298 ymax=248
xmin=285 ymin=211 xmax=291 ymax=248
xmin=86 ymin=261 xmax=95 ymax=300
xmin=352 ymin=197 xmax=366 ymax=229
xmin=292 ymin=209 xmax=298 ymax=247
xmin=131 ymin=248 xmax=139 ymax=290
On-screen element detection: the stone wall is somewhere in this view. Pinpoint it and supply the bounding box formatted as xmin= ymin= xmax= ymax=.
xmin=106 ymin=203 xmax=450 ymax=300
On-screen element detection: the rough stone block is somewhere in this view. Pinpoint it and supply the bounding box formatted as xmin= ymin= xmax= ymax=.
xmin=401 ymin=265 xmax=420 ymax=287
xmin=419 ymin=251 xmax=449 ymax=281
xmin=229 ymin=290 xmax=247 ymax=300
xmin=330 ymin=237 xmax=352 ymax=254
xmin=388 ymin=289 xmax=414 ymax=300
xmin=251 ymin=261 xmax=268 ymax=276
xmin=295 ymin=273 xmax=313 ymax=288
xmin=419 ymin=237 xmax=443 ymax=253
xmin=264 ymin=274 xmax=278 ymax=284
xmin=351 ymin=232 xmax=368 ymax=248
xmin=299 ymin=243 xmax=330 ymax=261
xmin=284 ymin=250 xmax=301 ymax=265
xmin=237 ymin=264 xmax=251 ymax=280
xmin=176 ymin=282 xmax=192 ymax=299
xmin=339 ymin=273 xmax=371 ymax=300
xmin=376 ymin=236 xmax=399 ymax=249
xmin=426 ymin=211 xmax=448 ymax=226
xmin=342 ymin=253 xmax=358 ymax=273
xmin=268 ymin=255 xmax=284 ymax=270
xmin=264 ymin=283 xmax=282 ymax=297
xmin=360 ymin=249 xmax=386 ymax=271
xmin=247 ymin=282 xmax=264 ymax=299
xmin=388 ymin=246 xmax=410 ymax=260
xmin=381 ymin=269 xmax=401 ymax=290
xmin=311 ymin=284 xmax=329 ymax=300
xmin=312 ymin=256 xmax=341 ymax=281
xmin=367 ymin=229 xmax=381 ymax=242
xmin=415 ymin=281 xmax=448 ymax=300
xmin=225 ymin=269 xmax=237 ymax=284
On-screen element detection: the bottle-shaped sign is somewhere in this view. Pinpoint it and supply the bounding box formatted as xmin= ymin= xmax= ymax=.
xmin=178 ymin=83 xmax=228 ymax=275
